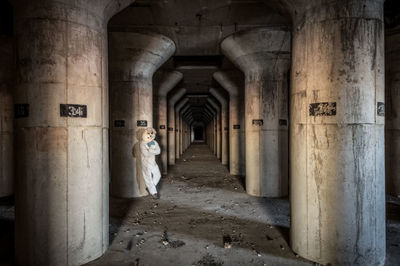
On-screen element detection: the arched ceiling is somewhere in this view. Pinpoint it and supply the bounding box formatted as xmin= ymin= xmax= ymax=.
xmin=109 ymin=0 xmax=291 ymax=56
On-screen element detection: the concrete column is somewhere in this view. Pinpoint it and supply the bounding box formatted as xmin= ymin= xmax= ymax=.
xmin=206 ymin=104 xmax=218 ymax=156
xmin=179 ymin=115 xmax=183 ymax=154
xmin=175 ymin=98 xmax=188 ymax=159
xmin=154 ymin=70 xmax=183 ymax=175
xmin=210 ymin=88 xmax=228 ymax=165
xmin=214 ymin=71 xmax=243 ymax=175
xmin=12 ymin=0 xmax=134 ymax=264
xmin=386 ymin=29 xmax=400 ymax=197
xmin=0 ymin=36 xmax=14 ymax=197
xmin=109 ymin=32 xmax=175 ymax=198
xmin=183 ymin=121 xmax=187 ymax=152
xmin=180 ymin=105 xmax=190 ymax=153
xmin=221 ymin=27 xmax=290 ymax=197
xmin=207 ymin=99 xmax=221 ymax=159
xmin=168 ymin=88 xmax=186 ymax=165
xmin=288 ymin=0 xmax=385 ymax=265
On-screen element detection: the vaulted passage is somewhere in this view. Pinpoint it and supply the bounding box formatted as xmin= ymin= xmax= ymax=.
xmin=1 ymin=0 xmax=400 ymax=265
xmin=88 ymin=144 xmax=311 ymax=266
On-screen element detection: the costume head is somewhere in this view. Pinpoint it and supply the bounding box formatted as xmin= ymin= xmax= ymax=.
xmin=142 ymin=127 xmax=157 ymax=142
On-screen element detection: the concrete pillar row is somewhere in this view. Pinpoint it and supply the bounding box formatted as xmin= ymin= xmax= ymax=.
xmin=205 ymin=104 xmax=218 ymax=156
xmin=179 ymin=115 xmax=183 ymax=154
xmin=154 ymin=70 xmax=183 ymax=175
xmin=208 ymin=121 xmax=213 ymax=150
xmin=182 ymin=111 xmax=193 ymax=126
xmin=175 ymin=98 xmax=189 ymax=159
xmin=0 ymin=36 xmax=14 ymax=197
xmin=288 ymin=0 xmax=385 ymax=265
xmin=207 ymin=122 xmax=213 ymax=150
xmin=207 ymin=99 xmax=221 ymax=159
xmin=168 ymin=88 xmax=186 ymax=165
xmin=184 ymin=120 xmax=188 ymax=149
xmin=386 ymin=29 xmax=400 ymax=197
xmin=221 ymin=27 xmax=290 ymax=197
xmin=109 ymin=32 xmax=175 ymax=198
xmin=12 ymin=0 xmax=136 ymax=265
xmin=180 ymin=104 xmax=191 ymax=153
xmin=210 ymin=88 xmax=228 ymax=165
xmin=204 ymin=110 xmax=214 ymax=152
xmin=213 ymin=71 xmax=243 ymax=175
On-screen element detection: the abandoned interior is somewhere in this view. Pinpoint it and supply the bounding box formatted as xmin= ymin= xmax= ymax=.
xmin=1 ymin=0 xmax=400 ymax=265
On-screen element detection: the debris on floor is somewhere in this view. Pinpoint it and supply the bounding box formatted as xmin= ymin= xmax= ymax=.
xmin=194 ymin=253 xmax=223 ymax=266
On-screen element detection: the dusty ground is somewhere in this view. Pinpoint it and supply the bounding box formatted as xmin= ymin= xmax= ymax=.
xmin=0 ymin=143 xmax=400 ymax=265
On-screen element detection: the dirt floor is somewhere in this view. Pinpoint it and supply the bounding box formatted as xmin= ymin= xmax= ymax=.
xmin=0 ymin=143 xmax=400 ymax=265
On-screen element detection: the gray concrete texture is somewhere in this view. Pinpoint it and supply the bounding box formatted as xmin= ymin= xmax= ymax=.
xmin=12 ymin=0 xmax=136 ymax=265
xmin=210 ymin=88 xmax=229 ymax=166
xmin=175 ymin=98 xmax=189 ymax=159
xmin=153 ymin=70 xmax=183 ymax=175
xmin=289 ymin=0 xmax=386 ymax=265
xmin=109 ymin=31 xmax=175 ymax=198
xmin=221 ymin=27 xmax=290 ymax=198
xmin=3 ymin=0 xmax=394 ymax=265
xmin=213 ymin=71 xmax=245 ymax=175
xmin=0 ymin=36 xmax=14 ymax=197
xmin=206 ymin=100 xmax=221 ymax=159
xmin=168 ymin=88 xmax=186 ymax=165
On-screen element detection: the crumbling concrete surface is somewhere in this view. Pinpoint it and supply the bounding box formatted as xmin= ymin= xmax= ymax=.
xmin=1 ymin=144 xmax=399 ymax=265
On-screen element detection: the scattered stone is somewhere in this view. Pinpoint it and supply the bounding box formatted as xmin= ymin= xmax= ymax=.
xmin=223 ymin=235 xmax=232 ymax=248
xmin=194 ymin=254 xmax=223 ymax=266
xmin=125 ymin=239 xmax=133 ymax=251
xmin=266 ymin=235 xmax=273 ymax=241
xmin=169 ymin=240 xmax=185 ymax=248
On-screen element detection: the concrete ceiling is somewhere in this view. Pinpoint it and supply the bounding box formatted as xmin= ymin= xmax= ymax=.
xmin=109 ymin=0 xmax=290 ymax=55
xmin=109 ymin=0 xmax=290 ymax=96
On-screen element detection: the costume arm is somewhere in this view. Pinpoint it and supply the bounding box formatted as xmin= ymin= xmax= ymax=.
xmin=140 ymin=141 xmax=160 ymax=156
xmin=150 ymin=140 xmax=161 ymax=155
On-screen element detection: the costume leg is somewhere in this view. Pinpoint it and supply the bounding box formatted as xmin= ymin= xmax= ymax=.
xmin=142 ymin=164 xmax=157 ymax=195
xmin=151 ymin=163 xmax=161 ymax=186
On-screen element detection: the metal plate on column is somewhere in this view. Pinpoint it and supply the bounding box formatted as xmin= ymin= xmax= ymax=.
xmin=160 ymin=125 xmax=166 ymax=129
xmin=15 ymin=104 xmax=29 ymax=118
xmin=279 ymin=119 xmax=287 ymax=126
xmin=60 ymin=104 xmax=87 ymax=118
xmin=309 ymin=102 xmax=336 ymax=116
xmin=233 ymin=125 xmax=240 ymax=129
xmin=252 ymin=119 xmax=263 ymax=126
xmin=168 ymin=127 xmax=174 ymax=131
xmin=137 ymin=120 xmax=147 ymax=127
xmin=114 ymin=120 xmax=125 ymax=127
xmin=377 ymin=102 xmax=385 ymax=116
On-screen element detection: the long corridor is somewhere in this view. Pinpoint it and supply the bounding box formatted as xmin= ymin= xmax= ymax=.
xmin=88 ymin=144 xmax=311 ymax=266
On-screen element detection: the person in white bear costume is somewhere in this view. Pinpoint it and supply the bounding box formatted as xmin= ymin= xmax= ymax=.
xmin=140 ymin=127 xmax=161 ymax=199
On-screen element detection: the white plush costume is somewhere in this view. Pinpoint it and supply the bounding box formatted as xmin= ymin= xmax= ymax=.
xmin=140 ymin=127 xmax=161 ymax=195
